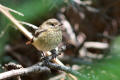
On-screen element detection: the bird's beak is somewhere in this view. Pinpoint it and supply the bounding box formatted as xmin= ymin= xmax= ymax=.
xmin=59 ymin=23 xmax=63 ymax=26
xmin=59 ymin=23 xmax=66 ymax=31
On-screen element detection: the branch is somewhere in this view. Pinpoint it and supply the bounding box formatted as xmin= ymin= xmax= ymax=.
xmin=84 ymin=42 xmax=109 ymax=49
xmin=0 ymin=63 xmax=50 ymax=80
xmin=57 ymin=13 xmax=78 ymax=46
xmin=0 ymin=4 xmax=33 ymax=40
xmin=0 ymin=4 xmax=78 ymax=80
xmin=45 ymin=62 xmax=81 ymax=77
xmin=0 ymin=62 xmax=84 ymax=80
xmin=60 ymin=55 xmax=92 ymax=65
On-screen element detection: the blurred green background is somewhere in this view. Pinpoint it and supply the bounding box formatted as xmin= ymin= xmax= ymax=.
xmin=0 ymin=0 xmax=120 ymax=80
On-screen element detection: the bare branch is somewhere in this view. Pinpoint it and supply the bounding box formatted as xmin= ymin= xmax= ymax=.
xmin=44 ymin=62 xmax=83 ymax=77
xmin=0 ymin=4 xmax=24 ymax=16
xmin=60 ymin=55 xmax=92 ymax=65
xmin=0 ymin=63 xmax=50 ymax=80
xmin=58 ymin=13 xmax=78 ymax=46
xmin=0 ymin=62 xmax=84 ymax=80
xmin=19 ymin=21 xmax=38 ymax=30
xmin=84 ymin=42 xmax=109 ymax=49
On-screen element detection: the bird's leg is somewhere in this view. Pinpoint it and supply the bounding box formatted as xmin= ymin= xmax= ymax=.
xmin=51 ymin=46 xmax=66 ymax=59
xmin=50 ymin=49 xmax=62 ymax=59
xmin=41 ymin=51 xmax=50 ymax=64
xmin=50 ymin=49 xmax=58 ymax=59
xmin=41 ymin=50 xmax=59 ymax=64
xmin=41 ymin=47 xmax=65 ymax=63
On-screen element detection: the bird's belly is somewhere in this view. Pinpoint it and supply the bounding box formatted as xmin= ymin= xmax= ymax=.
xmin=33 ymin=31 xmax=62 ymax=51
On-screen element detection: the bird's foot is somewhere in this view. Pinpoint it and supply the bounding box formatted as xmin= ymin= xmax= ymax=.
xmin=41 ymin=56 xmax=50 ymax=65
xmin=51 ymin=49 xmax=59 ymax=59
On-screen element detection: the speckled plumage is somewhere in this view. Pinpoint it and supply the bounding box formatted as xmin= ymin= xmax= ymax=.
xmin=32 ymin=19 xmax=62 ymax=51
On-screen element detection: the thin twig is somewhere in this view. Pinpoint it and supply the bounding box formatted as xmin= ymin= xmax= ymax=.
xmin=0 ymin=4 xmax=33 ymax=40
xmin=0 ymin=4 xmax=24 ymax=16
xmin=0 ymin=63 xmax=50 ymax=80
xmin=19 ymin=21 xmax=38 ymax=30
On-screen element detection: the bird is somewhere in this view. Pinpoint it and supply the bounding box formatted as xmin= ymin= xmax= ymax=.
xmin=32 ymin=18 xmax=62 ymax=52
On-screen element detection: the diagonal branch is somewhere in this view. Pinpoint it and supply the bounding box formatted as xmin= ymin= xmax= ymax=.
xmin=0 ymin=62 xmax=85 ymax=80
xmin=0 ymin=4 xmax=33 ymax=40
xmin=0 ymin=63 xmax=50 ymax=80
xmin=44 ymin=62 xmax=81 ymax=77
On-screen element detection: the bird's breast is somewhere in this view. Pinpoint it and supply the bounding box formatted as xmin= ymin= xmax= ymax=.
xmin=33 ymin=30 xmax=62 ymax=51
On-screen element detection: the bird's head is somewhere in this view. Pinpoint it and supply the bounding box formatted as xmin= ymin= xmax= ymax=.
xmin=41 ymin=18 xmax=62 ymax=30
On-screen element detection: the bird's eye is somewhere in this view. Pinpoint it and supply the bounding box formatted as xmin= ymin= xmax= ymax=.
xmin=50 ymin=23 xmax=54 ymax=26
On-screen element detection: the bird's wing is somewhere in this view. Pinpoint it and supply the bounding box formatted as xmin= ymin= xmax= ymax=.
xmin=34 ymin=29 xmax=47 ymax=37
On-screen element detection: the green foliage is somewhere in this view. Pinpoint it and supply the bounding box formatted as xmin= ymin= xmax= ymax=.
xmin=13 ymin=0 xmax=64 ymax=22
xmin=0 ymin=15 xmax=9 ymax=60
xmin=76 ymin=37 xmax=120 ymax=80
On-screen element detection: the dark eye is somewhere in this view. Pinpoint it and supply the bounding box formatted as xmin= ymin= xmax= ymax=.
xmin=50 ymin=23 xmax=54 ymax=26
